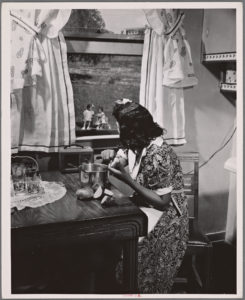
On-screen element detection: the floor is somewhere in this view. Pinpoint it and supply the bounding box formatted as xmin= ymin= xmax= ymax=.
xmin=173 ymin=240 xmax=237 ymax=294
xmin=210 ymin=241 xmax=236 ymax=294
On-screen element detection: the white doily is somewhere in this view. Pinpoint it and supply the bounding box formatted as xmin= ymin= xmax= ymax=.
xmin=11 ymin=181 xmax=67 ymax=210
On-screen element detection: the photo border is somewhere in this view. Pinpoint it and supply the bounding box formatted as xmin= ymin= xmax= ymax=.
xmin=1 ymin=1 xmax=243 ymax=299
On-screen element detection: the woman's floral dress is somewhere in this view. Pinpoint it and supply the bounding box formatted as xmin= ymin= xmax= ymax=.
xmin=136 ymin=141 xmax=189 ymax=293
xmin=116 ymin=140 xmax=189 ymax=294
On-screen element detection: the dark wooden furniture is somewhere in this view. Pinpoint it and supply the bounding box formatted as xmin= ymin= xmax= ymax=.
xmin=58 ymin=146 xmax=94 ymax=173
xmin=175 ymin=152 xmax=213 ymax=293
xmin=11 ymin=171 xmax=147 ymax=294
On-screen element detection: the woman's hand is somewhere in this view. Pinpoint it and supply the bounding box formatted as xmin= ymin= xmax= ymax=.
xmin=101 ymin=149 xmax=115 ymax=164
xmin=108 ymin=159 xmax=132 ymax=185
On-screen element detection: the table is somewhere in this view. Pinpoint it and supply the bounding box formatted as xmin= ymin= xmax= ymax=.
xmin=11 ymin=171 xmax=148 ymax=293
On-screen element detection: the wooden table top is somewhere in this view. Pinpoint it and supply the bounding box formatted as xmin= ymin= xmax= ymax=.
xmin=11 ymin=171 xmax=147 ymax=250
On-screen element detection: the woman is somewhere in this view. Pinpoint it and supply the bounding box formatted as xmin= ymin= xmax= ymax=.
xmin=102 ymin=99 xmax=188 ymax=294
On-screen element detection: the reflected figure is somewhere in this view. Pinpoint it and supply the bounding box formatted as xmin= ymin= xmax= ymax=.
xmin=95 ymin=107 xmax=110 ymax=130
xmin=82 ymin=104 xmax=94 ymax=130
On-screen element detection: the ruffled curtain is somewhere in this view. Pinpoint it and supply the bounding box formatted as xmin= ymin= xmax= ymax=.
xmin=11 ymin=9 xmax=75 ymax=153
xmin=140 ymin=9 xmax=198 ymax=145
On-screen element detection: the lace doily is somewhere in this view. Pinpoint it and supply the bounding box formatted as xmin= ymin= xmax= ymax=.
xmin=11 ymin=181 xmax=67 ymax=210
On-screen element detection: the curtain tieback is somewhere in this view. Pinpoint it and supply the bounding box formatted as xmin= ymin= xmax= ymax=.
xmin=10 ymin=11 xmax=47 ymax=65
xmin=164 ymin=12 xmax=185 ymax=37
xmin=10 ymin=11 xmax=41 ymax=35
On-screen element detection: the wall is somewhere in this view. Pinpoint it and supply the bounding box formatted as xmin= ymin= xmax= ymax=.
xmin=179 ymin=9 xmax=236 ymax=234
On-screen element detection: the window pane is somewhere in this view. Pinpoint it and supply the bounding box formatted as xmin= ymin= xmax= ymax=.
xmin=68 ymin=53 xmax=141 ymax=133
xmin=99 ymin=9 xmax=147 ymax=34
xmin=65 ymin=9 xmax=145 ymax=135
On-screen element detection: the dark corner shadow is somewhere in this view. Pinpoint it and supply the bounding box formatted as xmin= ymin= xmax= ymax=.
xmin=220 ymin=91 xmax=236 ymax=106
xmin=198 ymin=191 xmax=229 ymax=235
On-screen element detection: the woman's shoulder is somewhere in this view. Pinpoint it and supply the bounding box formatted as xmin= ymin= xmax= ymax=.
xmin=147 ymin=136 xmax=170 ymax=152
xmin=146 ymin=137 xmax=179 ymax=159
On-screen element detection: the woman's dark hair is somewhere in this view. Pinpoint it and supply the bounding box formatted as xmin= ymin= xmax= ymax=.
xmin=113 ymin=101 xmax=165 ymax=149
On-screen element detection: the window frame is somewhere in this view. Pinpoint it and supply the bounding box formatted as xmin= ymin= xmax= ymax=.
xmin=64 ymin=31 xmax=144 ymax=148
xmin=64 ymin=31 xmax=144 ymax=56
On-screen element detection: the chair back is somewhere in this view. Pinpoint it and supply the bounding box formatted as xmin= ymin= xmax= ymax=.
xmin=177 ymin=152 xmax=199 ymax=220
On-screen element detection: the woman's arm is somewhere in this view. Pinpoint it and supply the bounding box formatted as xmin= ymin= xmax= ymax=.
xmin=128 ymin=178 xmax=171 ymax=211
xmin=108 ymin=161 xmax=171 ymax=211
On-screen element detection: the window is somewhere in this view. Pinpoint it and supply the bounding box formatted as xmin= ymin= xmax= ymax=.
xmin=64 ymin=9 xmax=146 ymax=136
xmin=68 ymin=53 xmax=142 ymax=133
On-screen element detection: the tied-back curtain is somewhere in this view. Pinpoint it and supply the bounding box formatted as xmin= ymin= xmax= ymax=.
xmin=140 ymin=9 xmax=198 ymax=145
xmin=11 ymin=9 xmax=75 ymax=153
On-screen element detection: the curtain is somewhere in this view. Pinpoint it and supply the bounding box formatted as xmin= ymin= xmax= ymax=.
xmin=11 ymin=9 xmax=75 ymax=153
xmin=225 ymin=122 xmax=237 ymax=246
xmin=140 ymin=9 xmax=198 ymax=145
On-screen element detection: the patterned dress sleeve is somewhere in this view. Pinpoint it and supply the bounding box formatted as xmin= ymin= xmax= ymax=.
xmin=168 ymin=148 xmax=185 ymax=191
xmin=139 ymin=143 xmax=173 ymax=195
